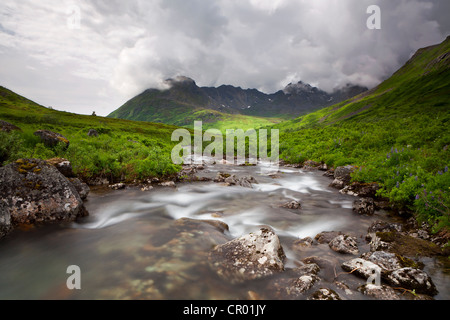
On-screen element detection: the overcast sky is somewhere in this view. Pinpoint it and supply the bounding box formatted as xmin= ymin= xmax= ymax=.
xmin=0 ymin=0 xmax=449 ymax=116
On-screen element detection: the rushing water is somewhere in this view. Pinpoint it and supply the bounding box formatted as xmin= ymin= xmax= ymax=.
xmin=0 ymin=162 xmax=448 ymax=300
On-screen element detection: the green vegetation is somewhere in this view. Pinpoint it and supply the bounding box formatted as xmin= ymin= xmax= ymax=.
xmin=273 ymin=37 xmax=450 ymax=232
xmin=0 ymin=86 xmax=182 ymax=182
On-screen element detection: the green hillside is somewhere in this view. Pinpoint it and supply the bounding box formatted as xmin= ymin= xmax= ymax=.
xmin=0 ymin=86 xmax=182 ymax=182
xmin=274 ymin=36 xmax=450 ymax=232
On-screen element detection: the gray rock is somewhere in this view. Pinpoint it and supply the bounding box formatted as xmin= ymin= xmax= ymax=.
xmin=46 ymin=158 xmax=74 ymax=177
xmin=270 ymin=274 xmax=321 ymax=299
xmin=0 ymin=201 xmax=12 ymax=238
xmin=360 ymin=251 xmax=403 ymax=272
xmin=69 ymin=178 xmax=90 ymax=200
xmin=87 ymin=129 xmax=99 ymax=137
xmin=109 ymin=183 xmax=126 ymax=190
xmin=309 ymin=288 xmax=341 ymax=300
xmin=387 ymin=267 xmax=438 ymax=296
xmin=33 ymin=130 xmax=70 ymax=148
xmin=358 ymin=284 xmax=400 ymax=300
xmin=0 ymin=119 xmax=21 ymax=132
xmin=329 ymin=234 xmax=359 ymax=255
xmin=292 ymin=237 xmax=313 ymax=251
xmin=314 ymin=231 xmax=343 ymax=244
xmin=0 ymin=159 xmax=87 ymax=226
xmin=341 ymin=258 xmax=382 ymax=280
xmin=281 ymin=200 xmax=302 ymax=210
xmin=334 ymin=165 xmax=356 ymax=184
xmin=208 ymin=228 xmax=285 ymax=283
xmin=353 ymin=197 xmax=375 ymax=215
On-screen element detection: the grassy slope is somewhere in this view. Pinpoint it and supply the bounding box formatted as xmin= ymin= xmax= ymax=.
xmin=0 ymin=86 xmax=182 ymax=182
xmin=108 ymin=88 xmax=285 ymax=131
xmin=273 ymin=37 xmax=450 ymax=232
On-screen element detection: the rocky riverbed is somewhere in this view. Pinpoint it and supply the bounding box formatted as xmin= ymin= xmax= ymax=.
xmin=0 ymin=159 xmax=448 ymax=300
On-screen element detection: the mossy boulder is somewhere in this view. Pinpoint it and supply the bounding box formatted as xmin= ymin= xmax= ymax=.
xmin=33 ymin=130 xmax=70 ymax=149
xmin=0 ymin=119 xmax=21 ymax=132
xmin=0 ymin=159 xmax=87 ymax=228
xmin=0 ymin=201 xmax=11 ymax=239
xmin=372 ymin=231 xmax=443 ymax=257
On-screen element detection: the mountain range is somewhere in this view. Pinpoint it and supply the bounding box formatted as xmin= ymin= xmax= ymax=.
xmin=107 ymin=76 xmax=368 ymax=127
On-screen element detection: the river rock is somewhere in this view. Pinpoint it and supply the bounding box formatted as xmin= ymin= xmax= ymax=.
xmin=68 ymin=178 xmax=90 ymax=200
xmin=308 ymin=288 xmax=341 ymax=300
xmin=0 ymin=119 xmax=21 ymax=132
xmin=329 ymin=234 xmax=359 ymax=255
xmin=109 ymin=183 xmax=126 ymax=190
xmin=358 ymin=284 xmax=400 ymax=300
xmin=0 ymin=201 xmax=11 ymax=239
xmin=33 ymin=130 xmax=70 ymax=148
xmin=329 ymin=165 xmax=356 ymax=189
xmin=341 ymin=258 xmax=382 ymax=280
xmin=268 ymin=272 xmax=320 ymax=299
xmin=386 ymin=267 xmax=438 ymax=295
xmin=292 ymin=237 xmax=313 ymax=251
xmin=360 ymin=251 xmax=423 ymax=272
xmin=314 ymin=231 xmax=343 ymax=244
xmin=281 ymin=200 xmax=302 ymax=210
xmin=46 ymin=158 xmax=74 ymax=177
xmin=208 ymin=228 xmax=285 ymax=283
xmin=368 ymin=230 xmax=442 ymax=257
xmin=353 ymin=198 xmax=375 ymax=215
xmin=0 ymin=159 xmax=87 ymax=226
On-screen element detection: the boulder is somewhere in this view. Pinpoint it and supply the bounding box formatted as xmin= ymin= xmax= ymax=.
xmin=329 ymin=234 xmax=359 ymax=255
xmin=33 ymin=130 xmax=70 ymax=148
xmin=0 ymin=119 xmax=21 ymax=132
xmin=46 ymin=158 xmax=74 ymax=177
xmin=353 ymin=198 xmax=375 ymax=215
xmin=358 ymin=284 xmax=400 ymax=300
xmin=214 ymin=172 xmax=257 ymax=188
xmin=0 ymin=201 xmax=11 ymax=239
xmin=208 ymin=228 xmax=285 ymax=283
xmin=87 ymin=129 xmax=99 ymax=137
xmin=387 ymin=267 xmax=438 ymax=296
xmin=0 ymin=159 xmax=87 ymax=226
xmin=329 ymin=165 xmax=356 ymax=189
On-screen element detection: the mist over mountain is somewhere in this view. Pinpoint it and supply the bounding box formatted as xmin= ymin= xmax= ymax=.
xmin=108 ymin=76 xmax=367 ymax=125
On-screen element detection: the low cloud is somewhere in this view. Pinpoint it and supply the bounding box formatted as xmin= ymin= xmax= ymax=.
xmin=0 ymin=0 xmax=448 ymax=115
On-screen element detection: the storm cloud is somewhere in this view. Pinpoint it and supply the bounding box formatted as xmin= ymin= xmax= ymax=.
xmin=0 ymin=0 xmax=448 ymax=115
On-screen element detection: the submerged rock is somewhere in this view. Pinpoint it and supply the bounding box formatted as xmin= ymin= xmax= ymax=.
xmin=208 ymin=228 xmax=285 ymax=283
xmin=0 ymin=159 xmax=87 ymax=227
xmin=268 ymin=264 xmax=321 ymax=299
xmin=314 ymin=231 xmax=343 ymax=244
xmin=281 ymin=200 xmax=302 ymax=210
xmin=329 ymin=234 xmax=359 ymax=255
